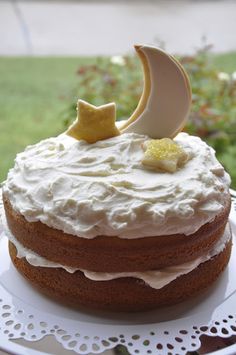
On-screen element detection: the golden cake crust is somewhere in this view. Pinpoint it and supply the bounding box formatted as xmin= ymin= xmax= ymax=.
xmin=3 ymin=193 xmax=231 ymax=272
xmin=9 ymin=238 xmax=232 ymax=312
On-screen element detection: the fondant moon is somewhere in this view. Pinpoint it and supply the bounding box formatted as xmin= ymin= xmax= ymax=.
xmin=119 ymin=45 xmax=192 ymax=139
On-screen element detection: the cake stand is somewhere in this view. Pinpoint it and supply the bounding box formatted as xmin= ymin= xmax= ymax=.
xmin=0 ymin=190 xmax=236 ymax=355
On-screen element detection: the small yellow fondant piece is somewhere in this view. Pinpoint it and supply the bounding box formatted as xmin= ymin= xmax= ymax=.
xmin=142 ymin=138 xmax=188 ymax=173
xmin=66 ymin=100 xmax=120 ymax=143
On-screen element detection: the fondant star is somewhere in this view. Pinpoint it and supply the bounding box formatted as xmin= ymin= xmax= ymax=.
xmin=142 ymin=138 xmax=189 ymax=173
xmin=66 ymin=99 xmax=120 ymax=143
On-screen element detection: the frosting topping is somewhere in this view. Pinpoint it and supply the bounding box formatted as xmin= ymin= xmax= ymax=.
xmin=3 ymin=132 xmax=230 ymax=239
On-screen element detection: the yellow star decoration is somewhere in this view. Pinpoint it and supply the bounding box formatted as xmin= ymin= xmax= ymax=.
xmin=142 ymin=138 xmax=189 ymax=173
xmin=66 ymin=99 xmax=120 ymax=143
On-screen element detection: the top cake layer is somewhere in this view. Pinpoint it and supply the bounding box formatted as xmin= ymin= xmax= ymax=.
xmin=3 ymin=132 xmax=230 ymax=239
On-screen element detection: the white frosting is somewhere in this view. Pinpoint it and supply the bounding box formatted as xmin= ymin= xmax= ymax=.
xmin=3 ymin=132 xmax=230 ymax=239
xmin=2 ymin=216 xmax=231 ymax=290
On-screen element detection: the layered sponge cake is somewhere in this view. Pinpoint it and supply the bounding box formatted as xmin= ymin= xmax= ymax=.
xmin=1 ymin=45 xmax=232 ymax=311
xmin=2 ymin=132 xmax=231 ymax=311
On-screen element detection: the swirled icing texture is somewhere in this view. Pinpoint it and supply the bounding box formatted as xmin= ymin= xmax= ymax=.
xmin=3 ymin=132 xmax=230 ymax=239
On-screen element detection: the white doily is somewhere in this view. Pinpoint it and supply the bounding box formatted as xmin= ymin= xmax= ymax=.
xmin=0 ymin=192 xmax=236 ymax=355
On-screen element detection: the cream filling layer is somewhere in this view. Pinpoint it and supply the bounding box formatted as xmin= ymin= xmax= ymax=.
xmin=3 ymin=132 xmax=231 ymax=239
xmin=3 ymin=217 xmax=231 ymax=290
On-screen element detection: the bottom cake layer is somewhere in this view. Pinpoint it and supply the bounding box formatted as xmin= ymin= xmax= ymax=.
xmin=9 ymin=238 xmax=232 ymax=312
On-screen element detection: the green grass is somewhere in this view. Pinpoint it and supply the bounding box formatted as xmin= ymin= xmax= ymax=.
xmin=211 ymin=51 xmax=236 ymax=73
xmin=0 ymin=57 xmax=95 ymax=182
xmin=0 ymin=53 xmax=236 ymax=183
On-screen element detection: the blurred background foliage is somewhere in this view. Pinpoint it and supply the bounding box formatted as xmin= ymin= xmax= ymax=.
xmin=64 ymin=45 xmax=236 ymax=188
xmin=0 ymin=44 xmax=236 ymax=187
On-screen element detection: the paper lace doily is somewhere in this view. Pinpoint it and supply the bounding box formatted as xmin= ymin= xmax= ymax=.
xmin=0 ymin=192 xmax=236 ymax=355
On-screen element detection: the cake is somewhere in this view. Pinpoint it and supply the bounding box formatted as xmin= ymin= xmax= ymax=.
xmin=2 ymin=45 xmax=232 ymax=312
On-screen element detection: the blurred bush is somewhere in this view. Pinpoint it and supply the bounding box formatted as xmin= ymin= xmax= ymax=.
xmin=63 ymin=45 xmax=236 ymax=188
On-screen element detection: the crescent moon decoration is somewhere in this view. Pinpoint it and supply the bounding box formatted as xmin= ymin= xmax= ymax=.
xmin=120 ymin=45 xmax=192 ymax=139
